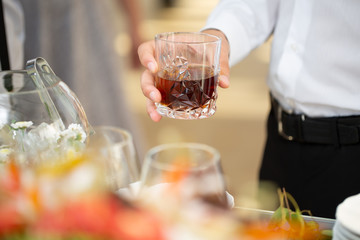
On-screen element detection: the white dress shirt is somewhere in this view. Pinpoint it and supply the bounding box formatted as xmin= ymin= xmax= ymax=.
xmin=203 ymin=0 xmax=360 ymax=117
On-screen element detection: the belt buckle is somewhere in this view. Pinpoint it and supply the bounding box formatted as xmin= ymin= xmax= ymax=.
xmin=276 ymin=104 xmax=294 ymax=141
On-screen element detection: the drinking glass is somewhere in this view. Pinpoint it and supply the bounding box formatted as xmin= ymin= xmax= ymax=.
xmin=154 ymin=32 xmax=221 ymax=120
xmin=87 ymin=126 xmax=140 ymax=192
xmin=139 ymin=142 xmax=228 ymax=208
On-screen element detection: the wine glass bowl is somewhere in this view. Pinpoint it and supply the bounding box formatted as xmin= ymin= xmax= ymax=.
xmin=140 ymin=142 xmax=229 ymax=208
xmin=87 ymin=126 xmax=140 ymax=192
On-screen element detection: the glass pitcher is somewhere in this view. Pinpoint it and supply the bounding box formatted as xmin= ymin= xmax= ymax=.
xmin=0 ymin=57 xmax=92 ymax=164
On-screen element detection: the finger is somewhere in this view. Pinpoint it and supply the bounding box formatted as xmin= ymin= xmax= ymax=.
xmin=219 ymin=56 xmax=230 ymax=88
xmin=219 ymin=75 xmax=230 ymax=88
xmin=219 ymin=42 xmax=230 ymax=88
xmin=146 ymin=99 xmax=162 ymax=122
xmin=140 ymin=70 xmax=161 ymax=102
xmin=138 ymin=40 xmax=158 ymax=73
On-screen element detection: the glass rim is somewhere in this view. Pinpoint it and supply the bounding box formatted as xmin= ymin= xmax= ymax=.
xmin=0 ymin=70 xmax=61 ymax=96
xmin=92 ymin=125 xmax=133 ymax=149
xmin=155 ymin=32 xmax=221 ymax=45
xmin=144 ymin=142 xmax=221 ymax=171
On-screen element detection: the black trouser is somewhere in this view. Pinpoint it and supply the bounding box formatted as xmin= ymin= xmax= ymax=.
xmin=259 ymin=107 xmax=360 ymax=219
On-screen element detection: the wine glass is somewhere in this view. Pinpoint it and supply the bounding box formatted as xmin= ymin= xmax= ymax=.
xmin=87 ymin=126 xmax=140 ymax=193
xmin=139 ymin=142 xmax=229 ymax=208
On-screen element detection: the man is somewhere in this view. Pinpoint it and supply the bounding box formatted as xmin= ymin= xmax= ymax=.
xmin=138 ymin=0 xmax=360 ymax=218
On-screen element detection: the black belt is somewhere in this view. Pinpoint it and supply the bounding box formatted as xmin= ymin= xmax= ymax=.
xmin=271 ymin=95 xmax=360 ymax=145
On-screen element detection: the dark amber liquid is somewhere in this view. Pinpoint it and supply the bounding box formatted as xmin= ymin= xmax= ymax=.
xmin=156 ymin=65 xmax=218 ymax=110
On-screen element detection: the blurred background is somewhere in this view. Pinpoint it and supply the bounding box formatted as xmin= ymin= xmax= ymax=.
xmin=115 ymin=0 xmax=272 ymax=206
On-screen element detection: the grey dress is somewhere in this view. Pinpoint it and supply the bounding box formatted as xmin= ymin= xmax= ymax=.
xmin=19 ymin=0 xmax=145 ymax=159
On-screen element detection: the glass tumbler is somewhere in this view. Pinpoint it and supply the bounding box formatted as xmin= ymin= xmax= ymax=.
xmin=155 ymin=32 xmax=221 ymax=120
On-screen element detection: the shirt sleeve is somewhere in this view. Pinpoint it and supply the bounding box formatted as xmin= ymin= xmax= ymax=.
xmin=202 ymin=0 xmax=280 ymax=66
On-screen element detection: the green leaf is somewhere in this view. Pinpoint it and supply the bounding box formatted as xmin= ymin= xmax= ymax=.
xmin=269 ymin=206 xmax=290 ymax=227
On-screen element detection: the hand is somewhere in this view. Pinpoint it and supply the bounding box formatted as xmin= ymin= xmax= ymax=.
xmin=138 ymin=29 xmax=230 ymax=122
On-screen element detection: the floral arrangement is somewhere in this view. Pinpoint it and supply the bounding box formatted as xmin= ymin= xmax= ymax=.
xmin=0 ymin=121 xmax=87 ymax=165
xmin=0 ymin=156 xmax=164 ymax=240
xmin=0 ymin=121 xmax=165 ymax=239
xmin=0 ymin=121 xmax=334 ymax=240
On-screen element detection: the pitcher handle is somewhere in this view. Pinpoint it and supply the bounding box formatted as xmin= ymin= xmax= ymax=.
xmin=58 ymin=80 xmax=94 ymax=136
xmin=26 ymin=57 xmax=94 ymax=136
xmin=26 ymin=57 xmax=65 ymax=131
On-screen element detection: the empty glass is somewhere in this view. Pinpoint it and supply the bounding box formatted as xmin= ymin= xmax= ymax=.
xmin=139 ymin=142 xmax=228 ymax=208
xmin=87 ymin=126 xmax=140 ymax=192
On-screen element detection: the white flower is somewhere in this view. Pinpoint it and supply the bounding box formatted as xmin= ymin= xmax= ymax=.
xmin=28 ymin=122 xmax=61 ymax=147
xmin=60 ymin=124 xmax=87 ymax=143
xmin=11 ymin=121 xmax=33 ymax=130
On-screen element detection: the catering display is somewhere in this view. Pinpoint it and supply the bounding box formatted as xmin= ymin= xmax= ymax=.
xmin=0 ymin=58 xmax=335 ymax=239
